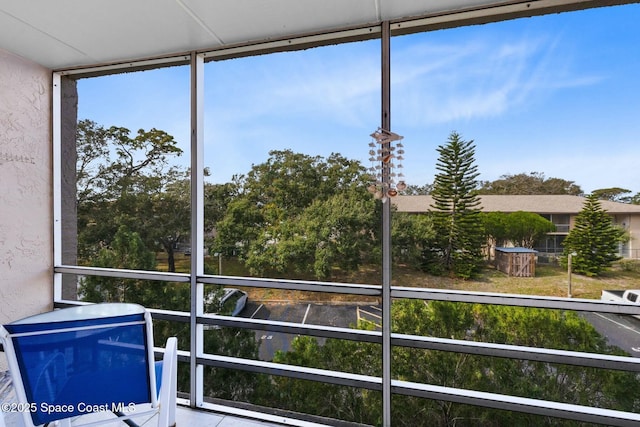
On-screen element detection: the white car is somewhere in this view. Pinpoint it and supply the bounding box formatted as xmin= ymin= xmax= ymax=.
xmin=206 ymin=288 xmax=248 ymax=317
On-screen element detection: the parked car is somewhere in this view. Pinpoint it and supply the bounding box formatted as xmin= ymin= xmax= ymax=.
xmin=602 ymin=289 xmax=640 ymax=320
xmin=601 ymin=289 xmax=640 ymax=304
xmin=205 ymin=288 xmax=248 ymax=317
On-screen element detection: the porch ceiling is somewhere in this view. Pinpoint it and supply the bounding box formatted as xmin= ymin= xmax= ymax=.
xmin=0 ymin=0 xmax=633 ymax=70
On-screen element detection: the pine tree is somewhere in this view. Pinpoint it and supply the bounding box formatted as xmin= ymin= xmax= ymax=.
xmin=562 ymin=193 xmax=626 ymax=276
xmin=429 ymin=131 xmax=484 ymax=278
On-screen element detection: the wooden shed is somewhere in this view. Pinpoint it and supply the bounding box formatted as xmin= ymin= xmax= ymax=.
xmin=495 ymin=247 xmax=537 ymax=277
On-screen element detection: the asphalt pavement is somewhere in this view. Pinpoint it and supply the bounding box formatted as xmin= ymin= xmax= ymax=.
xmin=239 ymin=302 xmax=381 ymax=360
xmin=231 ymin=301 xmax=640 ymax=362
xmin=581 ymin=311 xmax=640 ymax=356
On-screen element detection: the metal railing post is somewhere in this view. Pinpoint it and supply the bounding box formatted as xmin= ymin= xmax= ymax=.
xmin=190 ymin=52 xmax=205 ymax=407
xmin=381 ymin=20 xmax=392 ymax=427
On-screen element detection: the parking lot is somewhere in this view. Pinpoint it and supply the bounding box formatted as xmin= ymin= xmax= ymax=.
xmin=239 ymin=302 xmax=381 ymax=360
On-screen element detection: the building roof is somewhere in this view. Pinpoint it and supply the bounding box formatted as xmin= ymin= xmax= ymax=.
xmin=392 ymin=195 xmax=640 ymax=215
xmin=0 ymin=1 xmax=628 ymax=70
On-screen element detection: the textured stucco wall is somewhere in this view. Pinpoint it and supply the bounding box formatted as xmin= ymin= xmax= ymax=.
xmin=0 ymin=49 xmax=53 ymax=325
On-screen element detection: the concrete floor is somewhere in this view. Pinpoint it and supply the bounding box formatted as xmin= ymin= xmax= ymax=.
xmin=1 ymin=369 xmax=288 ymax=427
xmin=1 ymin=404 xmax=291 ymax=427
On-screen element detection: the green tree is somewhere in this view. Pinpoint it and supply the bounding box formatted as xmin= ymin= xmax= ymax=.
xmin=591 ymin=187 xmax=632 ymax=203
xmin=246 ymin=190 xmax=378 ymax=279
xmin=145 ymin=175 xmax=191 ymax=272
xmin=271 ymin=331 xmax=381 ymax=424
xmin=503 ymin=211 xmax=555 ymax=248
xmin=79 ymin=227 xmax=262 ymax=404
xmin=481 ymin=212 xmax=509 ymax=254
xmin=271 ymin=300 xmax=640 ymax=426
xmin=429 ymin=131 xmax=484 ymax=278
xmin=215 ymin=150 xmax=379 ymax=279
xmin=204 ymin=179 xmax=240 ymax=259
xmin=478 ymin=172 xmax=583 ymax=195
xmin=561 ymin=194 xmax=626 ymax=276
xmin=75 ymin=121 xmax=264 ymax=402
xmin=76 ymin=119 xmax=110 ymax=205
xmin=77 ymin=121 xmax=182 ymax=209
xmin=481 ymin=212 xmax=555 ymax=261
xmin=392 ymin=300 xmax=490 ymax=426
xmin=79 ymin=225 xmax=157 ymax=303
xmin=403 ymin=183 xmax=433 ymax=195
xmin=76 ymin=120 xmax=186 ymax=264
xmin=202 ymin=326 xmax=264 ymax=402
xmin=474 ymin=304 xmax=638 ymax=415
xmin=392 ymin=212 xmax=436 ymax=269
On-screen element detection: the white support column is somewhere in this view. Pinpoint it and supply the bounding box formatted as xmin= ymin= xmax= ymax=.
xmin=52 ymin=72 xmax=63 ymax=302
xmin=190 ymin=52 xmax=205 ymax=407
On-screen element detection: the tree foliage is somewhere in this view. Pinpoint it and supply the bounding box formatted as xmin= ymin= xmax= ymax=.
xmin=214 ymin=150 xmax=379 ymax=280
xmin=561 ymin=194 xmax=626 ymax=276
xmin=480 ymin=211 xmax=508 ymax=250
xmin=479 ymin=172 xmax=582 ymax=195
xmin=76 ymin=119 xmax=188 ymax=269
xmin=79 ymin=225 xmax=158 ymax=303
xmin=481 ymin=211 xmax=555 ymax=251
xmin=272 ymin=300 xmax=640 ymax=426
xmin=504 ymin=211 xmax=556 ymax=248
xmin=78 ymin=227 xmax=262 ymax=403
xmin=591 ymin=187 xmax=632 ymax=203
xmin=202 ymin=326 xmax=265 ymax=402
xmin=429 ymin=131 xmax=484 ymax=278
xmin=269 ymin=334 xmax=380 ymax=424
xmin=76 ymin=119 xmax=183 ymax=200
xmin=73 ymin=119 xmax=640 ymax=423
xmin=392 ymin=212 xmax=436 ymax=269
xmin=402 ymin=183 xmax=433 ymax=195
xmin=630 ymin=193 xmax=640 ymax=205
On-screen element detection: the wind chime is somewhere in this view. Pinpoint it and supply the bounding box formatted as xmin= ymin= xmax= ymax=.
xmin=367 ymin=127 xmax=406 ymax=202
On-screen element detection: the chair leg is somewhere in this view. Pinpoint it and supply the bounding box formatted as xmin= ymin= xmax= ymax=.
xmin=157 ymin=337 xmax=177 ymax=427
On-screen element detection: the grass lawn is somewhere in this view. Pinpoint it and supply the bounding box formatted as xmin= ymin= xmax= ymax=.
xmin=393 ymin=263 xmax=640 ymax=300
xmin=156 ymin=252 xmax=640 ymax=303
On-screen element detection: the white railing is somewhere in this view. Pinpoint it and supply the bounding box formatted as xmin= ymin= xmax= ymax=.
xmin=53 ymin=265 xmax=640 ymax=426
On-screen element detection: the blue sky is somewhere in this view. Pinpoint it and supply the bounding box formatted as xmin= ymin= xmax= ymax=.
xmin=78 ymin=3 xmax=640 ymax=195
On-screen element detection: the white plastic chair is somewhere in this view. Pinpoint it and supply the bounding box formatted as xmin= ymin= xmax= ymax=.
xmin=0 ymin=304 xmax=177 ymax=427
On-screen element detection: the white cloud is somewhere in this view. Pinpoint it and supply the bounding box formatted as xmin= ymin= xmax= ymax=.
xmin=391 ymin=32 xmax=602 ymax=126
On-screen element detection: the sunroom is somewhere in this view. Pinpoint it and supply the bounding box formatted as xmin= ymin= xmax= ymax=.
xmin=2 ymin=1 xmax=640 ymax=426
